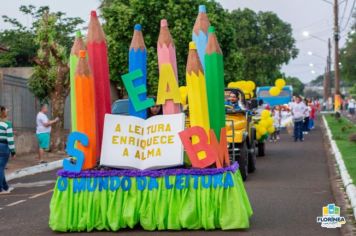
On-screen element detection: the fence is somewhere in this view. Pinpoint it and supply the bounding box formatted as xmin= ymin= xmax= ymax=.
xmin=0 ymin=73 xmax=70 ymax=131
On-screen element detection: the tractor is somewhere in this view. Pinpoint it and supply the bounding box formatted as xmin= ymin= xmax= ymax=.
xmin=224 ymin=88 xmax=258 ymax=181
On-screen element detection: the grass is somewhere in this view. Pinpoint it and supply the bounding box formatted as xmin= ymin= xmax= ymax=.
xmin=325 ymin=115 xmax=356 ymax=183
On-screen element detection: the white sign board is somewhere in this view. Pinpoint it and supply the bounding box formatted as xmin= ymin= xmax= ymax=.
xmin=100 ymin=113 xmax=185 ymax=170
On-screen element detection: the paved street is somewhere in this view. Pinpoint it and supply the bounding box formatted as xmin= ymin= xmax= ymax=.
xmin=0 ymin=122 xmax=344 ymax=235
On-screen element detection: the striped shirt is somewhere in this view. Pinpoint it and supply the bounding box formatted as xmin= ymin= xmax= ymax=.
xmin=0 ymin=120 xmax=16 ymax=154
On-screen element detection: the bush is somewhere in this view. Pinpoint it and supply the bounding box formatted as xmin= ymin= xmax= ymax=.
xmin=349 ymin=133 xmax=356 ymax=143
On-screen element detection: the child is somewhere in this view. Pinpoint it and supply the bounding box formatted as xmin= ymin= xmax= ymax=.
xmin=270 ymin=106 xmax=281 ymax=142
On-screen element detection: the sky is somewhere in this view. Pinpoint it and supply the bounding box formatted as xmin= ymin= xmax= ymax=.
xmin=0 ymin=0 xmax=355 ymax=83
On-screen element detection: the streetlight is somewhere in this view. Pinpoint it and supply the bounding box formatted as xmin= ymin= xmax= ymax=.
xmin=309 ymin=63 xmax=314 ymax=67
xmin=307 ymin=51 xmax=325 ymax=59
xmin=311 ymin=70 xmax=316 ymax=74
xmin=302 ymin=31 xmax=328 ymax=43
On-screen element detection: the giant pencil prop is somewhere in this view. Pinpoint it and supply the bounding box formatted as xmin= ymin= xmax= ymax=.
xmin=157 ymin=19 xmax=181 ymax=114
xmin=205 ymin=26 xmax=225 ymax=141
xmin=75 ymin=50 xmax=97 ymax=169
xmin=192 ymin=5 xmax=210 ymax=72
xmin=87 ymin=11 xmax=112 ymax=157
xmin=129 ymin=24 xmax=147 ymax=119
xmin=186 ymin=42 xmax=210 ymax=135
xmin=69 ymin=31 xmax=85 ymax=132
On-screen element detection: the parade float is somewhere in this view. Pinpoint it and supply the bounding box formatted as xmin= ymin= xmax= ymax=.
xmin=49 ymin=5 xmax=253 ymax=232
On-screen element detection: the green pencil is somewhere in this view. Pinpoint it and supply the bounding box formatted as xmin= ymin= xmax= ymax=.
xmin=204 ymin=26 xmax=225 ymax=141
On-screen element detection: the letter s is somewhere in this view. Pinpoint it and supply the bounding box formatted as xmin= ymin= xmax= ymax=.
xmin=63 ymin=132 xmax=88 ymax=173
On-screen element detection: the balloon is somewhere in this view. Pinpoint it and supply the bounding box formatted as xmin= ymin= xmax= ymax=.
xmin=266 ymin=117 xmax=274 ymax=127
xmin=269 ymin=86 xmax=281 ymax=96
xmin=267 ymin=126 xmax=275 ymax=134
xmin=275 ymin=78 xmax=286 ymax=89
xmin=179 ymin=86 xmax=188 ymax=105
xmin=256 ymin=133 xmax=261 ymax=140
xmin=259 ymin=120 xmax=268 ymax=128
xmin=261 ymin=110 xmax=271 ymax=119
xmin=246 ymin=81 xmax=255 ymax=91
xmin=250 ymin=91 xmax=254 ymax=98
xmin=228 ymin=82 xmax=235 ymax=88
xmin=258 ymin=126 xmax=267 ymax=135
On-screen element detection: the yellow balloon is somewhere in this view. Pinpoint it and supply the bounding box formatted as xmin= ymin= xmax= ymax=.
xmin=261 ymin=109 xmax=271 ymax=119
xmin=179 ymin=86 xmax=188 ymax=105
xmin=269 ymin=86 xmax=281 ymax=96
xmin=275 ymin=78 xmax=286 ymax=89
xmin=267 ymin=126 xmax=275 ymax=134
xmin=256 ymin=133 xmax=261 ymax=140
xmin=250 ymin=91 xmax=254 ymax=98
xmin=228 ymin=82 xmax=235 ymax=88
xmin=246 ymin=81 xmax=255 ymax=91
xmin=259 ymin=126 xmax=267 ymax=135
xmin=266 ymin=117 xmax=274 ymax=127
xmin=259 ymin=120 xmax=268 ymax=128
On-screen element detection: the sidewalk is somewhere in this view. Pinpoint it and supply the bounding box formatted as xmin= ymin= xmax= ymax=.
xmin=6 ymin=152 xmax=65 ymax=179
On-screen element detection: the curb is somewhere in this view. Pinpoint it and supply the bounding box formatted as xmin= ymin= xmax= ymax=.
xmin=322 ymin=116 xmax=356 ymax=220
xmin=6 ymin=160 xmax=62 ymax=181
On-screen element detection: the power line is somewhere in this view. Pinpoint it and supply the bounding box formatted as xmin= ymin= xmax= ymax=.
xmin=340 ymin=0 xmax=349 ymax=27
xmin=341 ymin=0 xmax=356 ymax=32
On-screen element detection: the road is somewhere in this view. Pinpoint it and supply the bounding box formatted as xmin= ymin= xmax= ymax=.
xmin=0 ymin=122 xmax=344 ymax=235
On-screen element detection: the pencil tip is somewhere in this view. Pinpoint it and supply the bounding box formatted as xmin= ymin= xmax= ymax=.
xmin=208 ymin=26 xmax=215 ymax=33
xmin=134 ymin=24 xmax=142 ymax=31
xmin=91 ymin=11 xmax=97 ymax=17
xmin=189 ymin=41 xmax=196 ymax=50
xmin=79 ymin=50 xmax=86 ymax=58
xmin=160 ymin=19 xmax=168 ymax=27
xmin=199 ymin=5 xmax=206 ymax=13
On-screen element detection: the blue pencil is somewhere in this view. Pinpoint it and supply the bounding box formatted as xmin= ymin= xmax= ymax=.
xmin=129 ymin=24 xmax=147 ymax=118
xmin=192 ymin=5 xmax=211 ymax=72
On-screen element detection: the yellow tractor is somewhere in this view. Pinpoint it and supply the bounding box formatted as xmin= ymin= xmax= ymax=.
xmin=225 ymin=88 xmax=257 ymax=181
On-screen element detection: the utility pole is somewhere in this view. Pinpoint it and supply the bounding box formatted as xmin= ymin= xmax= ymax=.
xmin=327 ymin=38 xmax=332 ymax=97
xmin=333 ymin=0 xmax=341 ymax=95
xmin=323 ymin=67 xmax=328 ymax=101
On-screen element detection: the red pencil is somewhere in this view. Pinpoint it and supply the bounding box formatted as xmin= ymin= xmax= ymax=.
xmin=87 ymin=10 xmax=112 ymax=159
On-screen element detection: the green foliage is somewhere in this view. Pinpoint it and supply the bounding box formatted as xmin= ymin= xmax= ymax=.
xmin=100 ymin=0 xmax=298 ymax=94
xmin=1 ymin=5 xmax=83 ymax=101
xmin=229 ymin=9 xmax=298 ymax=85
xmin=341 ymin=31 xmax=356 ymax=83
xmin=285 ymin=76 xmax=304 ymax=95
xmin=325 ymin=115 xmax=356 ymax=183
xmin=101 ymin=0 xmax=232 ymax=95
xmin=0 ymin=29 xmax=36 ymax=66
xmin=349 ymin=84 xmax=356 ymax=98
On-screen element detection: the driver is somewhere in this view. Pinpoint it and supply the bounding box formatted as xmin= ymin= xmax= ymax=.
xmin=225 ymin=91 xmax=242 ymax=111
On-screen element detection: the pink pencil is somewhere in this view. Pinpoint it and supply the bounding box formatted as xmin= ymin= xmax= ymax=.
xmin=157 ymin=19 xmax=181 ymax=114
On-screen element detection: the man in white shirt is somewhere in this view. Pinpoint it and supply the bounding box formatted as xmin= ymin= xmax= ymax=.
xmin=36 ymin=104 xmax=59 ymax=164
xmin=291 ymin=96 xmax=307 ymax=142
xmin=349 ymin=98 xmax=355 ymax=116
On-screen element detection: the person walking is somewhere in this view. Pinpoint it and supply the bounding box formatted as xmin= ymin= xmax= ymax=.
xmin=291 ymin=96 xmax=307 ymax=142
xmin=0 ymin=106 xmax=15 ymax=194
xmin=349 ymin=98 xmax=355 ymax=116
xmin=36 ymin=104 xmax=59 ymax=164
xmin=303 ymin=98 xmax=311 ymax=134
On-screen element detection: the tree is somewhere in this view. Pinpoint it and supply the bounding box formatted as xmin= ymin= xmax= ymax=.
xmin=2 ymin=5 xmax=84 ymax=151
xmin=285 ymin=76 xmax=304 ymax=95
xmin=0 ymin=17 xmax=37 ymax=66
xmin=229 ymin=9 xmax=298 ymax=85
xmin=341 ymin=30 xmax=356 ymax=83
xmin=100 ymin=0 xmax=233 ymax=95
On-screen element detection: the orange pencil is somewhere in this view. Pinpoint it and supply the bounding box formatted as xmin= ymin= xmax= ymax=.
xmin=75 ymin=50 xmax=97 ymax=169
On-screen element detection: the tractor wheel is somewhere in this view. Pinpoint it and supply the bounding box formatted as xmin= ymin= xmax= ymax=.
xmin=248 ymin=139 xmax=257 ymax=173
xmin=237 ymin=141 xmax=248 ymax=181
xmin=257 ymin=141 xmax=265 ymax=157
